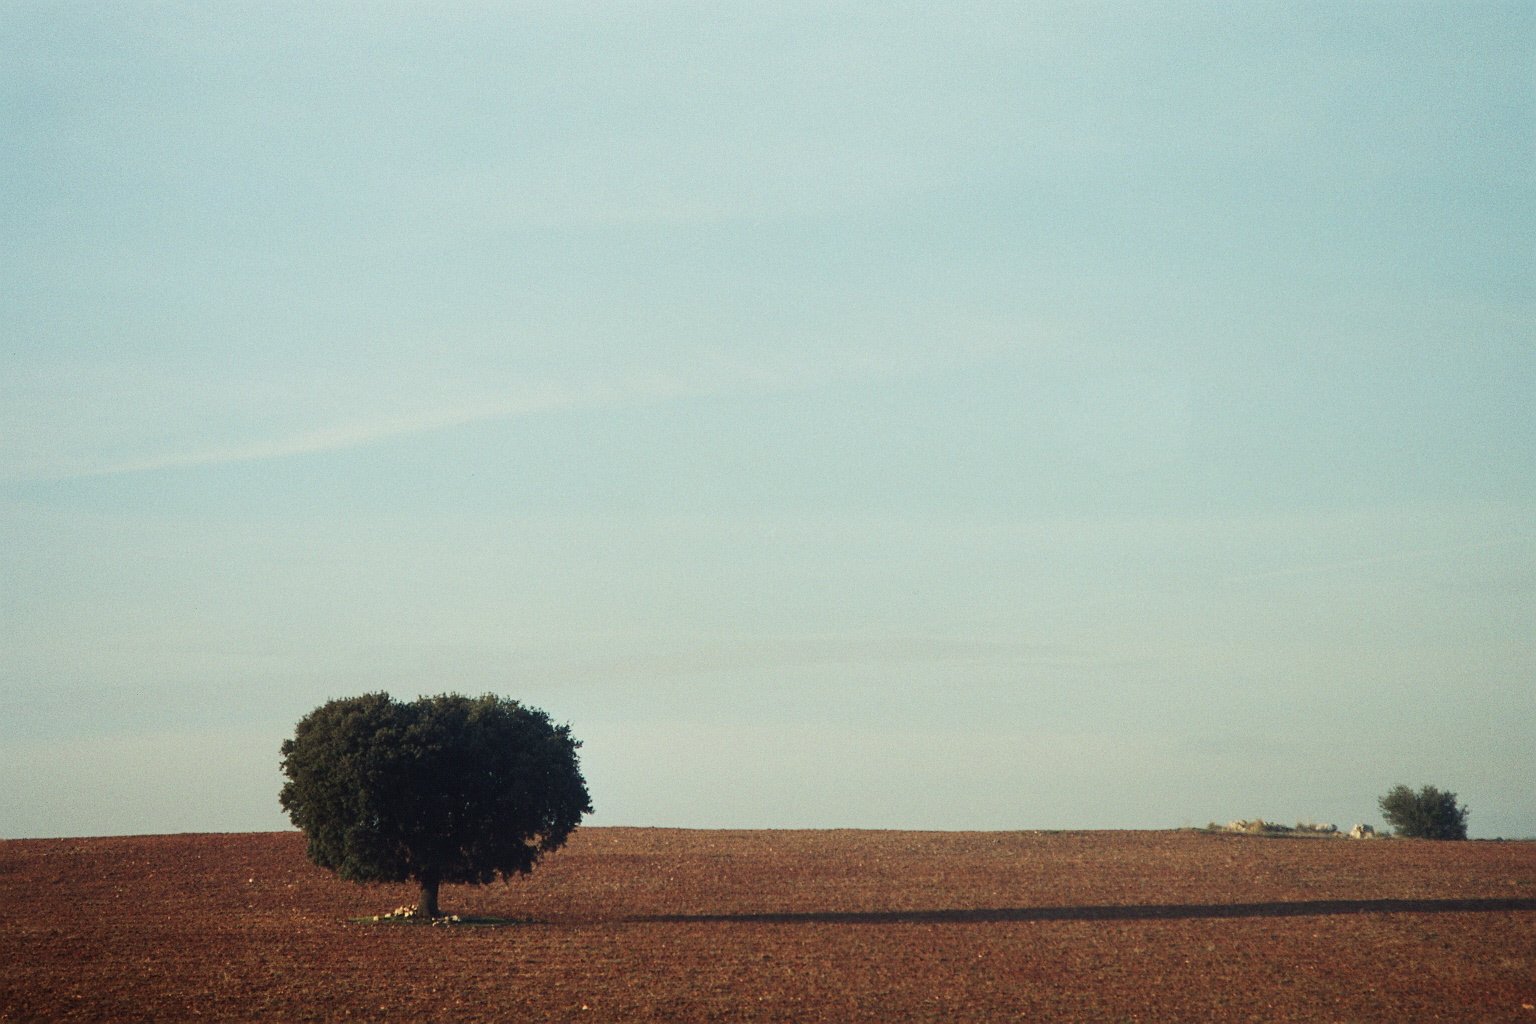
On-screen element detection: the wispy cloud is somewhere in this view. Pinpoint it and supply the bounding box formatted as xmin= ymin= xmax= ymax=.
xmin=5 ymin=341 xmax=1015 ymax=485
xmin=23 ymin=377 xmax=691 ymax=482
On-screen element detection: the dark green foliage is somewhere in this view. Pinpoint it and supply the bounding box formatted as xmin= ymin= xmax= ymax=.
xmin=279 ymin=693 xmax=592 ymax=915
xmin=1377 ymin=783 xmax=1468 ymax=840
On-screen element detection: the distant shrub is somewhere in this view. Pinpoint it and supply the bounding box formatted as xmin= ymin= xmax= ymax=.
xmin=1378 ymin=784 xmax=1468 ymax=840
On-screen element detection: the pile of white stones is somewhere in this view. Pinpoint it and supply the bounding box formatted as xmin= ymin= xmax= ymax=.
xmin=1212 ymin=819 xmax=1380 ymax=839
xmin=1220 ymin=819 xmax=1296 ymax=834
xmin=1214 ymin=819 xmax=1356 ymax=835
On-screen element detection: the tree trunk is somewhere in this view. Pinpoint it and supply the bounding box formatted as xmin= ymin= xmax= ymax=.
xmin=417 ymin=873 xmax=441 ymax=918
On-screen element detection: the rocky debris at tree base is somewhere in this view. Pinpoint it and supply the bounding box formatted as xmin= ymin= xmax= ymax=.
xmin=369 ymin=904 xmax=464 ymax=925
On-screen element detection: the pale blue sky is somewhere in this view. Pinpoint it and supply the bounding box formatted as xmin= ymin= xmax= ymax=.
xmin=3 ymin=3 xmax=1532 ymax=838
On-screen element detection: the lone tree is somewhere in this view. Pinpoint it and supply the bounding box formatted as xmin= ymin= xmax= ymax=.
xmin=279 ymin=692 xmax=592 ymax=918
xmin=1377 ymin=783 xmax=1468 ymax=840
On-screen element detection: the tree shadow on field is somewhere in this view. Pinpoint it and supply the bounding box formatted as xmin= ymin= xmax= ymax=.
xmin=352 ymin=914 xmax=544 ymax=928
xmin=635 ymin=897 xmax=1536 ymax=927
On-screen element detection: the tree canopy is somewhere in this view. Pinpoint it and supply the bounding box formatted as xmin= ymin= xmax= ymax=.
xmin=279 ymin=692 xmax=592 ymax=917
xmin=1377 ymin=783 xmax=1468 ymax=840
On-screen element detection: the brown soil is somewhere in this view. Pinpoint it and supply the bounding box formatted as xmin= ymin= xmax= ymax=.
xmin=2 ymin=828 xmax=1533 ymax=1022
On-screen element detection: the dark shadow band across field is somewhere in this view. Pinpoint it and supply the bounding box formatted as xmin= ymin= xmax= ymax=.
xmin=633 ymin=897 xmax=1536 ymax=927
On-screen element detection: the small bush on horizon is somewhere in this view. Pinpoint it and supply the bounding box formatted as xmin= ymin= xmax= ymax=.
xmin=1378 ymin=784 xmax=1468 ymax=840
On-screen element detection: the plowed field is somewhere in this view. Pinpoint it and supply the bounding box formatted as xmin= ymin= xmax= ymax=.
xmin=2 ymin=828 xmax=1532 ymax=1022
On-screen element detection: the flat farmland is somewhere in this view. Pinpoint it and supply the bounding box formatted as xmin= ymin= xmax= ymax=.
xmin=2 ymin=828 xmax=1533 ymax=1022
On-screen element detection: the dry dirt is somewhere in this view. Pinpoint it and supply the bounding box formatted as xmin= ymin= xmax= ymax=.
xmin=2 ymin=828 xmax=1533 ymax=1022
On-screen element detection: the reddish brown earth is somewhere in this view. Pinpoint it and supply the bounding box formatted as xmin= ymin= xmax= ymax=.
xmin=2 ymin=828 xmax=1533 ymax=1022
